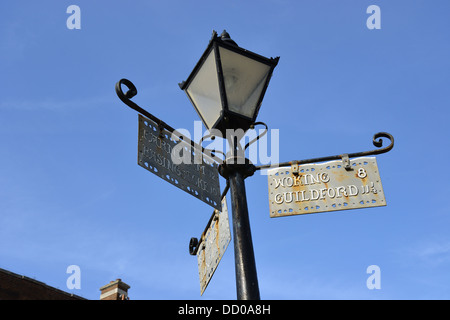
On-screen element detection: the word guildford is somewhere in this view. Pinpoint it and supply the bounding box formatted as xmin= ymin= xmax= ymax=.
xmin=267 ymin=157 xmax=386 ymax=217
xmin=273 ymin=182 xmax=378 ymax=204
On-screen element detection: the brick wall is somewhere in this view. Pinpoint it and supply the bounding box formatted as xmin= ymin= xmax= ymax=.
xmin=0 ymin=268 xmax=85 ymax=300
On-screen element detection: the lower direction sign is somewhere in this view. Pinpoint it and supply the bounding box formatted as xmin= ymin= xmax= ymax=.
xmin=267 ymin=156 xmax=386 ymax=218
xmin=137 ymin=115 xmax=221 ymax=211
xmin=197 ymin=197 xmax=231 ymax=295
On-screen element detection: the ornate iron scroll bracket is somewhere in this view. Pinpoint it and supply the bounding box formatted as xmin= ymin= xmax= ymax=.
xmin=115 ymin=78 xmax=178 ymax=134
xmin=255 ymin=132 xmax=394 ymax=171
xmin=244 ymin=122 xmax=268 ymax=150
xmin=115 ymin=78 xmax=225 ymax=164
xmin=197 ymin=133 xmax=226 ymax=164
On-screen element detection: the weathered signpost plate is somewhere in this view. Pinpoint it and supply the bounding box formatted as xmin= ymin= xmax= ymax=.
xmin=197 ymin=197 xmax=231 ymax=295
xmin=267 ymin=157 xmax=386 ymax=218
xmin=137 ymin=114 xmax=222 ymax=210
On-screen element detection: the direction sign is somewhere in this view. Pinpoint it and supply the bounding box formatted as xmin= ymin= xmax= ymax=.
xmin=267 ymin=156 xmax=386 ymax=218
xmin=137 ymin=114 xmax=222 ymax=210
xmin=197 ymin=197 xmax=231 ymax=295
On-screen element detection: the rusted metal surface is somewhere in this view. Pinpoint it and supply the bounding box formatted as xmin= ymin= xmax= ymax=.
xmin=197 ymin=197 xmax=231 ymax=295
xmin=267 ymin=156 xmax=386 ymax=218
xmin=137 ymin=114 xmax=222 ymax=210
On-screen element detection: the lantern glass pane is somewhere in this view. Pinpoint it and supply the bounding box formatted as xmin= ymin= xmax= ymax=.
xmin=186 ymin=48 xmax=222 ymax=130
xmin=219 ymin=46 xmax=271 ymax=119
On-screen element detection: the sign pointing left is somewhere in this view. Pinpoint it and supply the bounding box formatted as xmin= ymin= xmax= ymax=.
xmin=137 ymin=115 xmax=222 ymax=211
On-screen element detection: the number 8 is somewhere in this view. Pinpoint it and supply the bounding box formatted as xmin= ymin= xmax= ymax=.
xmin=358 ymin=168 xmax=367 ymax=178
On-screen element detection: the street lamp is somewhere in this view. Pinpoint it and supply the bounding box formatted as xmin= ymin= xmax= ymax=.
xmin=179 ymin=30 xmax=279 ymax=300
xmin=116 ymin=29 xmax=394 ymax=300
xmin=179 ymin=30 xmax=279 ymax=137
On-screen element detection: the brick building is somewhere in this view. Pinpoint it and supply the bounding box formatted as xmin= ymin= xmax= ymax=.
xmin=99 ymin=279 xmax=131 ymax=300
xmin=0 ymin=268 xmax=130 ymax=300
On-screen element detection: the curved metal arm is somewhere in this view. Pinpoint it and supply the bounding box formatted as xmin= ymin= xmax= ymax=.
xmin=348 ymin=131 xmax=394 ymax=157
xmin=115 ymin=78 xmax=137 ymax=100
xmin=197 ymin=133 xmax=226 ymax=163
xmin=370 ymin=132 xmax=394 ymax=153
xmin=244 ymin=122 xmax=268 ymax=150
xmin=116 ymin=78 xmax=175 ymax=133
xmin=116 ymin=78 xmax=225 ymax=164
xmin=255 ymin=132 xmax=394 ymax=170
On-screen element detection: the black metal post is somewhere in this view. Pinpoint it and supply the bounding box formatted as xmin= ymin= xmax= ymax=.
xmin=219 ymin=134 xmax=260 ymax=300
xmin=227 ymin=167 xmax=260 ymax=300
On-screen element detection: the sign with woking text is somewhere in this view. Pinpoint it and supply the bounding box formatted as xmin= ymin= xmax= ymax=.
xmin=137 ymin=114 xmax=221 ymax=210
xmin=267 ymin=157 xmax=386 ymax=218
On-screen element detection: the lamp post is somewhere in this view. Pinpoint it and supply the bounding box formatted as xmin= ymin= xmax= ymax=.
xmin=179 ymin=30 xmax=279 ymax=300
xmin=116 ymin=30 xmax=394 ymax=300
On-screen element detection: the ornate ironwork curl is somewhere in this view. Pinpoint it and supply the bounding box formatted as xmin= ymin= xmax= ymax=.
xmin=116 ymin=78 xmax=225 ymax=164
xmin=255 ymin=131 xmax=394 ymax=170
xmin=244 ymin=122 xmax=269 ymax=150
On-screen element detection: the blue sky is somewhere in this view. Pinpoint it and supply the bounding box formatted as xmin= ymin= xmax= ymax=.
xmin=1 ymin=0 xmax=450 ymax=300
